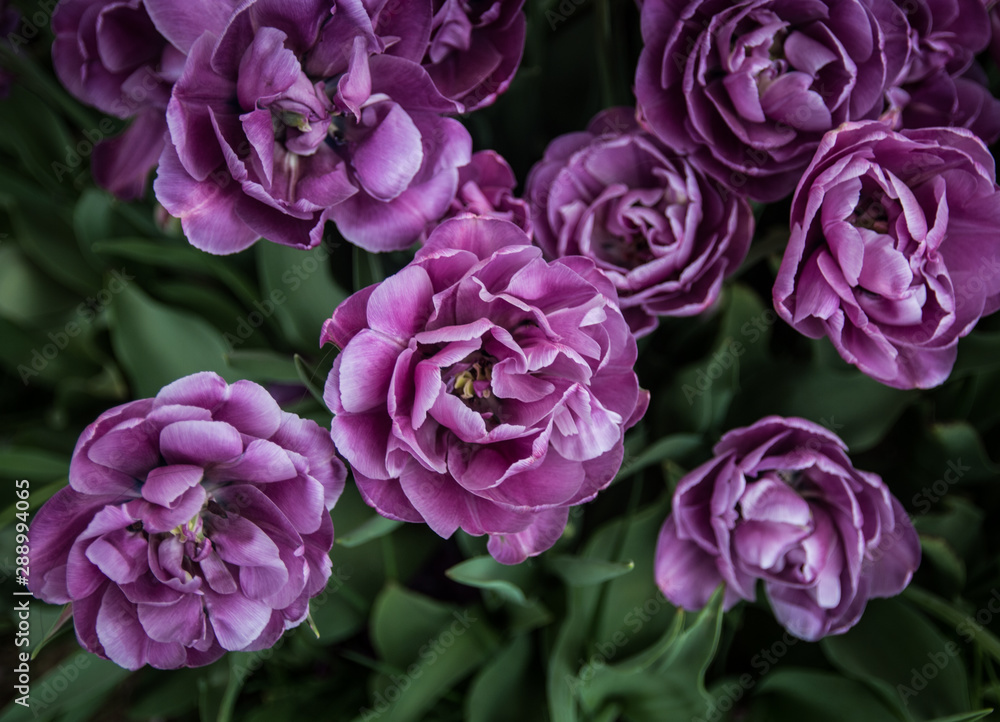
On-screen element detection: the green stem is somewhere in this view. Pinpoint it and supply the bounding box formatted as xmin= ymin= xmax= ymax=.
xmin=593 ymin=0 xmax=622 ymax=108
xmin=215 ymin=672 xmax=241 ymax=722
xmin=587 ymin=477 xmax=645 ymax=647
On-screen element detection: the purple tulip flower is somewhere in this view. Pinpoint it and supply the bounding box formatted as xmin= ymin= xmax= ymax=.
xmin=655 ymin=416 xmax=920 ymax=641
xmin=322 ymin=216 xmax=648 ymax=564
xmin=888 ymin=0 xmax=1000 ymax=142
xmin=429 ymin=150 xmax=531 ymax=237
xmin=151 ymin=0 xmax=471 ymax=255
xmin=774 ymin=121 xmax=1000 ymax=389
xmin=635 ymin=0 xmax=911 ymax=202
xmin=27 ymin=373 xmax=346 ymax=669
xmin=422 ymin=0 xmax=527 ymax=112
xmin=51 ymin=0 xmax=196 ymax=199
xmin=526 ymin=108 xmax=754 ymax=337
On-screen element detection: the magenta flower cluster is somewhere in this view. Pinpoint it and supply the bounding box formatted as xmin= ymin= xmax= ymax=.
xmin=35 ymin=0 xmax=1000 ymax=674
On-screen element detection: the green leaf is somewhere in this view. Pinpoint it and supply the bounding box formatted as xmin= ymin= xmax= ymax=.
xmin=12 ymin=205 xmax=99 ymax=294
xmin=370 ymin=584 xmax=462 ymax=668
xmin=29 ymin=604 xmax=72 ymax=661
xmin=110 ymin=284 xmax=234 ymax=397
xmin=446 ymin=556 xmax=531 ymax=606
xmin=225 ymin=349 xmax=301 ymax=382
xmin=293 ymin=354 xmax=327 ymax=406
xmin=0 ymin=448 xmax=69 ymax=480
xmin=913 ymin=498 xmax=985 ymax=570
xmin=588 ymin=496 xmax=675 ymax=652
xmin=547 ymin=555 xmax=635 ymax=587
xmin=337 ymin=516 xmax=403 ymax=548
xmin=615 ymin=433 xmax=704 ymax=483
xmin=0 ymin=84 xmax=80 ymax=193
xmin=304 ymin=568 xmax=367 ymax=645
xmin=0 ymin=245 xmax=80 ymax=325
xmin=357 ymin=619 xmax=495 ymax=722
xmin=361 ymin=585 xmax=495 ymax=722
xmin=72 ymin=188 xmax=115 ymax=252
xmin=953 ymin=330 xmax=1000 ymax=376
xmin=747 ymin=669 xmax=905 ymax=722
xmin=92 ymin=238 xmax=258 ymax=307
xmin=575 ymin=588 xmax=725 ymax=722
xmin=925 ymin=712 xmax=994 ymax=722
xmin=257 ymin=242 xmax=347 ymax=350
xmin=925 ymin=422 xmax=1000 ymax=482
xmin=822 ymin=597 xmax=971 ymax=720
xmin=216 ymin=655 xmax=249 ymax=722
xmin=730 ymin=361 xmax=916 ymax=452
xmin=901 ymin=586 xmax=1000 ymax=668
xmin=506 ymin=598 xmax=555 ymax=635
xmin=125 ymin=669 xmax=204 ymax=720
xmin=466 ymin=636 xmax=542 ymax=722
xmin=919 ymin=535 xmax=966 ymax=591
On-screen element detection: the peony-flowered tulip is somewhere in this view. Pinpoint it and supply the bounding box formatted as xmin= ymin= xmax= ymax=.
xmin=322 ymin=216 xmax=648 ymax=564
xmin=774 ymin=121 xmax=1000 ymax=389
xmin=429 ymin=150 xmax=532 ymax=238
xmin=655 ymin=416 xmax=920 ymax=641
xmin=51 ymin=0 xmax=200 ymax=198
xmin=635 ymin=0 xmax=911 ymax=201
xmin=887 ymin=0 xmax=1000 ymax=142
xmin=151 ymin=0 xmax=471 ymax=254
xmin=526 ymin=107 xmax=754 ymax=337
xmin=422 ymin=0 xmax=527 ymax=112
xmin=28 ymin=372 xmax=346 ymax=669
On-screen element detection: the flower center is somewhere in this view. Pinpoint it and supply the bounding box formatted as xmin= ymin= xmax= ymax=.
xmin=777 ymin=469 xmax=803 ymax=487
xmin=443 ymin=354 xmax=503 ymax=426
xmin=169 ymin=514 xmax=205 ymax=544
xmin=848 ymin=196 xmax=889 ymax=233
xmin=450 ymin=359 xmax=493 ymax=400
